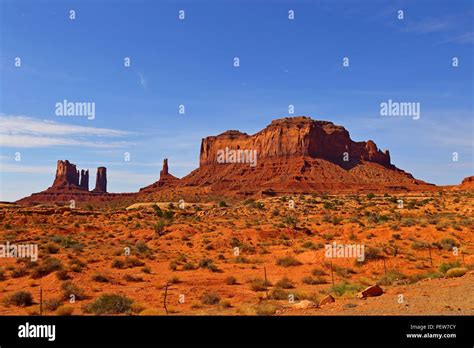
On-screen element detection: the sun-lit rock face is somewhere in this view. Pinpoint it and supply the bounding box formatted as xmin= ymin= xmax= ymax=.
xmin=199 ymin=116 xmax=391 ymax=167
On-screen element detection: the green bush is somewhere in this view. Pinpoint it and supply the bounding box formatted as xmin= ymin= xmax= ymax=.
xmin=439 ymin=261 xmax=461 ymax=274
xmin=84 ymin=294 xmax=133 ymax=315
xmin=446 ymin=267 xmax=467 ymax=278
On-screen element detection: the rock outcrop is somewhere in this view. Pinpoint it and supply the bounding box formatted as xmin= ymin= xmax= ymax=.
xmin=51 ymin=160 xmax=81 ymax=189
xmin=173 ymin=116 xmax=432 ymax=197
xmin=79 ymin=169 xmax=89 ymax=191
xmin=199 ymin=117 xmax=392 ymax=168
xmin=459 ymin=176 xmax=474 ymax=190
xmin=93 ymin=167 xmax=107 ymax=193
xmin=139 ymin=159 xmax=180 ymax=192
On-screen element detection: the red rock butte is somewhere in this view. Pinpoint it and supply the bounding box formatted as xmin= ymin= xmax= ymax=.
xmin=18 ymin=116 xmax=452 ymax=206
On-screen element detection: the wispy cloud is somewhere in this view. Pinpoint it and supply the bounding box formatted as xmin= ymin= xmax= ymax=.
xmin=138 ymin=72 xmax=147 ymax=91
xmin=0 ymin=162 xmax=53 ymax=174
xmin=436 ymin=32 xmax=474 ymax=45
xmin=402 ymin=18 xmax=453 ymax=34
xmin=0 ymin=115 xmax=133 ymax=148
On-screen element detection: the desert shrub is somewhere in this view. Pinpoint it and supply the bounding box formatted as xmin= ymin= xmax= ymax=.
xmin=366 ymin=193 xmax=375 ymax=200
xmin=31 ymin=257 xmax=63 ymax=279
xmin=218 ymin=201 xmax=228 ymax=207
xmin=45 ymin=243 xmax=60 ymax=254
xmin=269 ymin=288 xmax=288 ymax=300
xmin=276 ymin=256 xmax=302 ymax=267
xmin=56 ymin=270 xmax=70 ymax=280
xmin=44 ymin=298 xmax=62 ymax=311
xmin=56 ymin=305 xmax=74 ymax=316
xmin=183 ymin=262 xmax=197 ymax=271
xmin=4 ymin=291 xmax=34 ymax=307
xmin=301 ymin=241 xmax=318 ymax=250
xmin=377 ymin=270 xmax=406 ymax=286
xmin=446 ymin=268 xmax=467 ymax=278
xmin=200 ymin=292 xmax=220 ymax=305
xmin=225 ymin=276 xmax=238 ymax=285
xmin=401 ymin=218 xmax=416 ymax=227
xmin=124 ymin=274 xmax=143 ymax=282
xmin=302 ymin=276 xmax=327 ymax=285
xmin=439 ymin=261 xmax=461 ymax=274
xmin=198 ymin=258 xmax=219 ymax=272
xmin=255 ymin=301 xmax=280 ymax=316
xmin=408 ymin=271 xmax=443 ymax=283
xmin=275 ymin=277 xmax=294 ymax=289
xmin=439 ymin=238 xmax=458 ymax=251
xmin=135 ymin=240 xmax=149 ymax=254
xmin=152 ymin=204 xmax=163 ymax=217
xmin=282 ymin=215 xmax=298 ymax=228
xmin=411 ymin=241 xmax=429 ymax=250
xmin=250 ymin=278 xmax=272 ymax=292
xmin=167 ymin=276 xmax=180 ymax=284
xmin=330 ymin=282 xmax=363 ymax=296
xmin=11 ymin=266 xmax=29 ymax=278
xmin=154 ymin=220 xmax=168 ymax=236
xmin=91 ymin=273 xmax=110 ymax=283
xmin=312 ymin=268 xmax=327 ymax=276
xmin=83 ymin=294 xmax=133 ymax=315
xmin=112 ymin=257 xmax=144 ymax=269
xmin=60 ymin=281 xmax=86 ymax=300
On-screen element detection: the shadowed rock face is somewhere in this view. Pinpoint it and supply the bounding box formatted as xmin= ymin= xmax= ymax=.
xmin=93 ymin=167 xmax=107 ymax=193
xmin=52 ymin=160 xmax=80 ymax=188
xmin=79 ymin=169 xmax=89 ymax=191
xmin=200 ymin=116 xmax=392 ymax=167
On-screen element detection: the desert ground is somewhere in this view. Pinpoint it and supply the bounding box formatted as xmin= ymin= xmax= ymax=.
xmin=0 ymin=190 xmax=472 ymax=315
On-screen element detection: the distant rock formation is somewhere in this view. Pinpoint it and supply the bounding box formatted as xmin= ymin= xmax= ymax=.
xmin=458 ymin=176 xmax=474 ymax=190
xmin=139 ymin=158 xmax=180 ymax=192
xmin=93 ymin=167 xmax=107 ymax=193
xmin=52 ymin=160 xmax=81 ymax=189
xmin=79 ymin=169 xmax=89 ymax=190
xmin=177 ymin=116 xmax=432 ymax=196
xmin=200 ymin=117 xmax=392 ymax=168
xmin=160 ymin=158 xmax=169 ymax=179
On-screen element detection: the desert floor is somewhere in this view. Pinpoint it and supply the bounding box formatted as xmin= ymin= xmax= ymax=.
xmin=0 ymin=191 xmax=472 ymax=315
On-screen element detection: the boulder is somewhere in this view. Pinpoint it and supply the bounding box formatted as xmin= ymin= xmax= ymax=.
xmin=357 ymin=285 xmax=383 ymax=299
xmin=318 ymin=294 xmax=335 ymax=306
xmin=292 ymin=300 xmax=317 ymax=309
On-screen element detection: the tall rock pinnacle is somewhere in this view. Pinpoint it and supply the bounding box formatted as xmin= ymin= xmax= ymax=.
xmin=93 ymin=167 xmax=107 ymax=193
xmin=79 ymin=169 xmax=89 ymax=190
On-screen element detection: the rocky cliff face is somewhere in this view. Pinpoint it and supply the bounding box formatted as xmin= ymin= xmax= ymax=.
xmin=200 ymin=117 xmax=391 ymax=167
xmin=79 ymin=169 xmax=89 ymax=190
xmin=51 ymin=160 xmax=81 ymax=188
xmin=93 ymin=167 xmax=107 ymax=193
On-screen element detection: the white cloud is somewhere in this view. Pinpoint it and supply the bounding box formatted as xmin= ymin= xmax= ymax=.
xmin=0 ymin=115 xmax=132 ymax=148
xmin=0 ymin=162 xmax=53 ymax=174
xmin=138 ymin=73 xmax=147 ymax=91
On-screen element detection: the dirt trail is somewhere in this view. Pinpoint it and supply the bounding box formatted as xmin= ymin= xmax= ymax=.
xmin=284 ymin=271 xmax=474 ymax=315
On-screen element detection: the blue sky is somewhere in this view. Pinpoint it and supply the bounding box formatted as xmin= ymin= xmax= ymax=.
xmin=0 ymin=0 xmax=473 ymax=201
